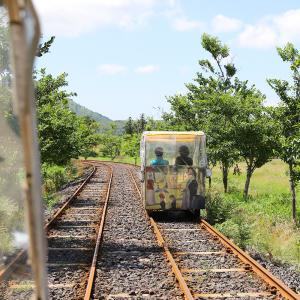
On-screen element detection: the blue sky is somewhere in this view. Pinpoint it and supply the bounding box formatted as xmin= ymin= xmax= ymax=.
xmin=33 ymin=0 xmax=300 ymax=120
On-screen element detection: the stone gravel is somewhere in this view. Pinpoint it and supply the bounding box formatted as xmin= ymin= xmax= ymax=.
xmin=47 ymin=165 xmax=111 ymax=300
xmin=92 ymin=163 xmax=182 ymax=299
xmin=154 ymin=217 xmax=285 ymax=299
xmin=249 ymin=249 xmax=300 ymax=294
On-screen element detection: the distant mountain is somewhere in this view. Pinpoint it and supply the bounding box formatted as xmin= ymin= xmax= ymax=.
xmin=68 ymin=99 xmax=125 ymax=134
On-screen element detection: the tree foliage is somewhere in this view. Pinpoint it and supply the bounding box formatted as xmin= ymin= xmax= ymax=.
xmin=124 ymin=114 xmax=148 ymax=135
xmin=231 ymin=95 xmax=280 ymax=196
xmin=122 ymin=134 xmax=140 ymax=164
xmin=99 ymin=134 xmax=121 ymax=161
xmin=164 ymin=34 xmax=242 ymax=192
xmin=36 ymin=36 xmax=55 ymax=57
xmin=267 ymin=42 xmax=300 ymax=221
xmin=35 ymin=69 xmax=99 ymax=165
xmin=164 ymin=33 xmax=279 ymax=196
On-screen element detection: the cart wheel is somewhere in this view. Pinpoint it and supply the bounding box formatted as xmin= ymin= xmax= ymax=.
xmin=193 ymin=209 xmax=200 ymax=221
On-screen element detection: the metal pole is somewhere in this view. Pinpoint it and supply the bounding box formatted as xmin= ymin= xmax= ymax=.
xmin=4 ymin=0 xmax=48 ymax=299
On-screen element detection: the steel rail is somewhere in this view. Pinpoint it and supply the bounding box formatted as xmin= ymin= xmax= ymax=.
xmin=150 ymin=218 xmax=194 ymax=300
xmin=200 ymin=219 xmax=300 ymax=300
xmin=0 ymin=162 xmax=95 ymax=281
xmin=45 ymin=163 xmax=96 ymax=229
xmin=127 ymin=167 xmax=194 ymax=300
xmin=84 ymin=163 xmax=113 ymax=300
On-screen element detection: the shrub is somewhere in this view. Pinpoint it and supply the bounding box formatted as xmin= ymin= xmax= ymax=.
xmin=41 ymin=164 xmax=68 ymax=194
xmin=205 ymin=191 xmax=236 ymax=225
xmin=41 ymin=163 xmax=81 ymax=207
xmin=215 ymin=212 xmax=251 ymax=249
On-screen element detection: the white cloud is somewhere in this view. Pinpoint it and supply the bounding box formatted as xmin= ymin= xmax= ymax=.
xmin=273 ymin=9 xmax=300 ymax=43
xmin=237 ymin=9 xmax=300 ymax=49
xmin=238 ymin=24 xmax=277 ymax=49
xmin=33 ymin=0 xmax=176 ymax=37
xmin=135 ymin=65 xmax=159 ymax=74
xmin=172 ymin=17 xmax=203 ymax=32
xmin=212 ymin=15 xmax=242 ymax=33
xmin=98 ymin=64 xmax=127 ymax=75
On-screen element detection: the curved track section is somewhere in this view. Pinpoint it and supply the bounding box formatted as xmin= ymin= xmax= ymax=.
xmin=47 ymin=163 xmax=112 ymax=299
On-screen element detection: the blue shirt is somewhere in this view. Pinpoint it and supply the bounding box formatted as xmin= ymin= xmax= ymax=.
xmin=150 ymin=157 xmax=169 ymax=166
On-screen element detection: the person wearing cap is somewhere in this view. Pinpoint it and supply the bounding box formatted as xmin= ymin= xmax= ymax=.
xmin=175 ymin=145 xmax=193 ymax=166
xmin=150 ymin=146 xmax=169 ymax=166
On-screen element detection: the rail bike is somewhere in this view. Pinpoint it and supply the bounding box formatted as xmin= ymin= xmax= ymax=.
xmin=140 ymin=131 xmax=209 ymax=216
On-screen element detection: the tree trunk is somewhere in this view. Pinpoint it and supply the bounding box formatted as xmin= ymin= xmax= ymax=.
xmin=208 ymin=176 xmax=211 ymax=189
xmin=288 ymin=162 xmax=297 ymax=222
xmin=222 ymin=163 xmax=229 ymax=193
xmin=243 ymin=167 xmax=252 ymax=198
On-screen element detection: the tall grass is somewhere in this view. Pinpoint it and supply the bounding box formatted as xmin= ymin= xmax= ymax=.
xmin=209 ymin=159 xmax=300 ymax=266
xmin=0 ymin=196 xmax=23 ymax=255
xmin=41 ymin=161 xmax=81 ymax=207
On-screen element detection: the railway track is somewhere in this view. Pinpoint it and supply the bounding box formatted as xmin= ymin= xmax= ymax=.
xmin=128 ymin=166 xmax=300 ymax=300
xmin=1 ymin=161 xmax=299 ymax=299
xmin=47 ymin=162 xmax=112 ymax=300
xmin=91 ymin=162 xmax=181 ymax=299
xmin=0 ymin=162 xmax=113 ymax=300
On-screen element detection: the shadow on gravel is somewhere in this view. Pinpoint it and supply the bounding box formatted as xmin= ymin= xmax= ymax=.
xmin=149 ymin=210 xmax=199 ymax=223
xmin=101 ymin=241 xmax=161 ymax=253
xmin=99 ymin=242 xmax=164 ymax=271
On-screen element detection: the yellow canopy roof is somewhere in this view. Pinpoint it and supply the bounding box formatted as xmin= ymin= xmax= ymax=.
xmin=142 ymin=131 xmax=205 ymax=142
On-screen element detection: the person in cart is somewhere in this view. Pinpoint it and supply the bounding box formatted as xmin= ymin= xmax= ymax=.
xmin=175 ymin=145 xmax=193 ymax=166
xmin=150 ymin=147 xmax=169 ymax=166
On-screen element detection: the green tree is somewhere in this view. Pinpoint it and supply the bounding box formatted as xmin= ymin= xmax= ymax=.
xmin=137 ymin=113 xmax=147 ymax=133
xmin=99 ymin=133 xmax=122 ymax=160
xmin=122 ymin=133 xmax=140 ymax=164
xmin=145 ymin=117 xmax=169 ymax=131
xmin=124 ymin=117 xmax=134 ymax=135
xmin=35 ymin=69 xmax=98 ymax=165
xmin=124 ymin=114 xmax=148 ymax=135
xmin=165 ymin=33 xmax=242 ymax=192
xmin=267 ymin=42 xmax=300 ymax=222
xmin=76 ymin=116 xmax=100 ymax=159
xmin=36 ymin=36 xmax=55 ymax=57
xmin=232 ymin=94 xmax=279 ymax=197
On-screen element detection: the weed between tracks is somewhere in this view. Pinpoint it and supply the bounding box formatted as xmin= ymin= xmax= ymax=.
xmin=9 ymin=280 xmax=33 ymax=292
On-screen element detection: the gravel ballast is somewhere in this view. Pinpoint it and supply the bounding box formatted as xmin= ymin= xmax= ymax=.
xmin=92 ymin=163 xmax=182 ymax=299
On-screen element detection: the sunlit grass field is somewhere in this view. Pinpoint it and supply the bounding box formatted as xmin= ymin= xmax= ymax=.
xmin=211 ymin=159 xmax=293 ymax=197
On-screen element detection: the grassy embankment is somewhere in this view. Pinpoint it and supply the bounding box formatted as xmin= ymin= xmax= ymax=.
xmin=90 ymin=156 xmax=300 ymax=267
xmin=208 ymin=159 xmax=300 ymax=267
xmin=42 ymin=160 xmax=86 ymax=207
